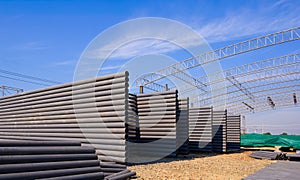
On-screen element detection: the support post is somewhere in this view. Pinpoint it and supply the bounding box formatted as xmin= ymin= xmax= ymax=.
xmin=139 ymin=86 xmax=144 ymax=94
xmin=1 ymin=86 xmax=4 ymax=97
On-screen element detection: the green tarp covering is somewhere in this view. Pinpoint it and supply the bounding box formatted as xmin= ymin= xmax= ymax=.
xmin=241 ymin=133 xmax=300 ymax=149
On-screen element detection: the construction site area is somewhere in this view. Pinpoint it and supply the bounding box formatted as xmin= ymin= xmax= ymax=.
xmin=0 ymin=25 xmax=299 ymax=179
xmin=1 ymin=1 xmax=300 ymax=179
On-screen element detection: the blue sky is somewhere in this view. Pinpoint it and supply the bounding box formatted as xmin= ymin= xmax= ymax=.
xmin=0 ymin=0 xmax=300 ymax=134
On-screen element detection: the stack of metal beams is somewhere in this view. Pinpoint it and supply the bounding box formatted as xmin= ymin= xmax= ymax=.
xmin=226 ymin=115 xmax=241 ymax=151
xmin=0 ymin=71 xmax=242 ymax=168
xmin=127 ymin=91 xmax=178 ymax=163
xmin=0 ymin=72 xmax=129 ymax=163
xmin=212 ymin=110 xmax=227 ymax=153
xmin=127 ymin=93 xmax=139 ymax=141
xmin=188 ymin=107 xmax=241 ymax=153
xmin=286 ymin=154 xmax=300 ymax=161
xmin=0 ymin=139 xmax=137 ymax=180
xmin=176 ymin=98 xmax=189 ymax=155
xmin=189 ymin=107 xmax=213 ymax=152
xmin=0 ymin=139 xmax=104 ymax=180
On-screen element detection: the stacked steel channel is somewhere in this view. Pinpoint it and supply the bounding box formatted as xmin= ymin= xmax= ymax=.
xmin=0 ymin=139 xmax=104 ymax=180
xmin=128 ymin=90 xmax=178 ymax=163
xmin=212 ymin=110 xmax=227 ymax=152
xmin=177 ymin=98 xmax=189 ymax=155
xmin=226 ymin=115 xmax=241 ymax=152
xmin=126 ymin=93 xmax=139 ymax=163
xmin=100 ymin=161 xmax=135 ymax=178
xmin=0 ymin=72 xmax=129 ymax=163
xmin=104 ymin=169 xmax=136 ymax=180
xmin=127 ymin=93 xmax=139 ymax=141
xmin=188 ymin=107 xmax=213 ymax=152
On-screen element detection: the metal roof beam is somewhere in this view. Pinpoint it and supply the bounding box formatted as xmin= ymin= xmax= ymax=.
xmin=267 ymin=96 xmax=275 ymax=108
xmin=226 ymin=75 xmax=255 ymax=101
xmin=135 ymin=27 xmax=300 ymax=88
xmin=1 ymin=85 xmax=23 ymax=97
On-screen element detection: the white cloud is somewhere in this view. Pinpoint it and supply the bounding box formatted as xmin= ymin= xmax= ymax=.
xmin=197 ymin=0 xmax=300 ymax=43
xmin=99 ymin=65 xmax=122 ymax=71
xmin=53 ymin=60 xmax=76 ymax=66
xmin=82 ymin=18 xmax=210 ymax=61
xmin=15 ymin=41 xmax=49 ymax=50
xmin=85 ymin=36 xmax=205 ymax=61
xmin=82 ymin=1 xmax=299 ymax=61
xmin=107 ymin=39 xmax=180 ymax=59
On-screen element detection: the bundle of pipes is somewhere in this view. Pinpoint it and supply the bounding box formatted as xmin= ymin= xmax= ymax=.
xmin=127 ymin=94 xmax=139 ymax=141
xmin=104 ymin=170 xmax=136 ymax=180
xmin=212 ymin=110 xmax=227 ymax=152
xmin=189 ymin=107 xmax=213 ymax=152
xmin=0 ymin=139 xmax=104 ymax=180
xmin=0 ymin=70 xmax=243 ymax=166
xmin=0 ymin=72 xmax=129 ymax=163
xmin=0 ymin=139 xmax=137 ymax=180
xmin=249 ymin=151 xmax=287 ymax=160
xmin=100 ymin=162 xmax=127 ymax=176
xmin=177 ymin=98 xmax=189 ymax=155
xmin=226 ymin=115 xmax=241 ymax=152
xmin=286 ymin=154 xmax=300 ymax=161
xmin=188 ymin=107 xmax=241 ymax=153
xmin=127 ymin=91 xmax=178 ymax=163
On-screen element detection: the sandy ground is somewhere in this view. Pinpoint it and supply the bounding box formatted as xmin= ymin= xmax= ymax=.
xmin=128 ymin=151 xmax=273 ymax=180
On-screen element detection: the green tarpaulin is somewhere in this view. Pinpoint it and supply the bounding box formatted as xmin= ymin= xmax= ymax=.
xmin=241 ymin=133 xmax=300 ymax=149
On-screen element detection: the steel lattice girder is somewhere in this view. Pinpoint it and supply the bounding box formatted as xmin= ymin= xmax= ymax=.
xmin=196 ymin=53 xmax=300 ymax=90
xmin=135 ymin=27 xmax=300 ymax=90
xmin=198 ymin=77 xmax=300 ymax=111
xmin=188 ymin=54 xmax=300 ymax=114
xmin=195 ymin=69 xmax=300 ymax=105
xmin=0 ymin=86 xmax=23 ymax=97
xmin=224 ymin=89 xmax=300 ymax=114
xmin=189 ymin=54 xmax=300 ymax=105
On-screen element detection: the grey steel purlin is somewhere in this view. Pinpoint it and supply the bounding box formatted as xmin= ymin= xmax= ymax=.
xmin=189 ymin=107 xmax=240 ymax=152
xmin=189 ymin=107 xmax=213 ymax=152
xmin=127 ymin=93 xmax=139 ymax=141
xmin=212 ymin=110 xmax=227 ymax=152
xmin=0 ymin=72 xmax=129 ymax=163
xmin=226 ymin=115 xmax=241 ymax=151
xmin=127 ymin=90 xmax=178 ymax=163
xmin=0 ymin=139 xmax=104 ymax=180
xmin=177 ymin=98 xmax=189 ymax=155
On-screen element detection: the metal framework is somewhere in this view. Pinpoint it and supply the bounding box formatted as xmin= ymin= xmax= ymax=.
xmin=226 ymin=75 xmax=255 ymax=101
xmin=242 ymin=102 xmax=254 ymax=111
xmin=0 ymin=86 xmax=23 ymax=97
xmin=135 ymin=26 xmax=300 ymax=91
xmin=141 ymin=79 xmax=166 ymax=92
xmin=187 ymin=53 xmax=300 ymax=114
xmin=229 ymin=92 xmax=300 ymax=114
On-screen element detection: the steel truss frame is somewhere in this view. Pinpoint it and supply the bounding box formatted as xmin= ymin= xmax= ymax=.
xmin=135 ymin=27 xmax=300 ymax=91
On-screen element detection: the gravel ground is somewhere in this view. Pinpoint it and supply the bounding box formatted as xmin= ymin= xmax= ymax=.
xmin=128 ymin=151 xmax=273 ymax=180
